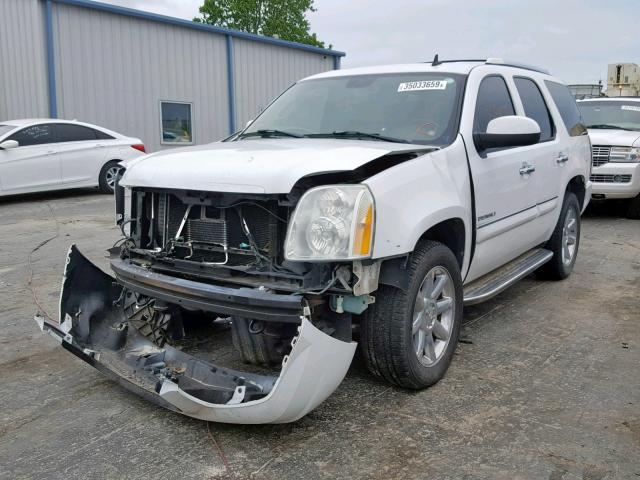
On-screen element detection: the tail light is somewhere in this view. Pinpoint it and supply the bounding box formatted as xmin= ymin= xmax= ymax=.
xmin=131 ymin=144 xmax=146 ymax=153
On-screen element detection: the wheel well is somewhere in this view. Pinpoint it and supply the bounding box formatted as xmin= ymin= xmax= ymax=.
xmin=100 ymin=159 xmax=123 ymax=176
xmin=415 ymin=218 xmax=465 ymax=269
xmin=566 ymin=175 xmax=586 ymax=209
xmin=378 ymin=218 xmax=465 ymax=291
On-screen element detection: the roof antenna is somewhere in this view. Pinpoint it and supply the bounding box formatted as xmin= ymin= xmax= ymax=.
xmin=432 ymin=53 xmax=441 ymax=66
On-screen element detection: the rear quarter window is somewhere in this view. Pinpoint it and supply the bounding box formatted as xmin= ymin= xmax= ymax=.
xmin=544 ymin=81 xmax=587 ymax=137
xmin=55 ymin=124 xmax=114 ymax=142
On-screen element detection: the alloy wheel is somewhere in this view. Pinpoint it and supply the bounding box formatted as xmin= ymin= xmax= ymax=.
xmin=412 ymin=266 xmax=455 ymax=366
xmin=561 ymin=206 xmax=578 ymax=265
xmin=105 ymin=166 xmax=121 ymax=190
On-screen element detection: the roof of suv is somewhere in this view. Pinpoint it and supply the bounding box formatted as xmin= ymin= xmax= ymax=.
xmin=578 ymin=97 xmax=640 ymax=103
xmin=304 ymin=59 xmax=552 ymax=81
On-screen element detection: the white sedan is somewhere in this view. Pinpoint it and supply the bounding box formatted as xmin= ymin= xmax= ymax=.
xmin=0 ymin=119 xmax=145 ymax=196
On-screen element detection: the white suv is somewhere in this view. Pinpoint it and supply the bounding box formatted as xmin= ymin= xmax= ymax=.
xmin=577 ymin=98 xmax=640 ymax=218
xmin=37 ymin=59 xmax=591 ymax=424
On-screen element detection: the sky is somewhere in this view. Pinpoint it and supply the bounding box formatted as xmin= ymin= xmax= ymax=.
xmin=102 ymin=0 xmax=639 ymax=85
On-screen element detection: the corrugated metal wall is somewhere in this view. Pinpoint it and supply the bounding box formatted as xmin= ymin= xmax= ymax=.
xmin=0 ymin=0 xmax=339 ymax=152
xmin=0 ymin=0 xmax=49 ymax=120
xmin=233 ymin=39 xmax=334 ymax=128
xmin=51 ymin=3 xmax=230 ymax=152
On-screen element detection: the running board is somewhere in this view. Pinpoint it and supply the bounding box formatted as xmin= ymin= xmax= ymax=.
xmin=463 ymin=248 xmax=553 ymax=306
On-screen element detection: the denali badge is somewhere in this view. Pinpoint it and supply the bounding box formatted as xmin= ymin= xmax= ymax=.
xmin=477 ymin=212 xmax=496 ymax=222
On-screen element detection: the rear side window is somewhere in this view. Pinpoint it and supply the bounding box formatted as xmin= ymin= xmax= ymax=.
xmin=514 ymin=77 xmax=554 ymax=142
xmin=8 ymin=124 xmax=55 ymax=146
xmin=94 ymin=129 xmax=114 ymax=140
xmin=55 ymin=124 xmax=113 ymax=142
xmin=544 ymin=81 xmax=587 ymax=136
xmin=474 ymin=76 xmax=515 ymax=133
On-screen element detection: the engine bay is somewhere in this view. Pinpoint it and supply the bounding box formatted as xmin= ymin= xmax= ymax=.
xmin=117 ymin=187 xmax=351 ymax=296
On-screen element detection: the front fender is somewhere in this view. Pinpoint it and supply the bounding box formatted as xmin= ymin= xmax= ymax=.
xmin=365 ymin=136 xmax=473 ymax=273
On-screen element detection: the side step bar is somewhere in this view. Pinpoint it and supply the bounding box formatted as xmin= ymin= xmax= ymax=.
xmin=463 ymin=248 xmax=553 ymax=306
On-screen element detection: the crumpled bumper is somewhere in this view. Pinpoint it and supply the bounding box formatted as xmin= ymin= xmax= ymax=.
xmin=35 ymin=246 xmax=357 ymax=424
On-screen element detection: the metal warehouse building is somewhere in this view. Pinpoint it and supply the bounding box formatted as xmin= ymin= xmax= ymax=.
xmin=0 ymin=0 xmax=344 ymax=152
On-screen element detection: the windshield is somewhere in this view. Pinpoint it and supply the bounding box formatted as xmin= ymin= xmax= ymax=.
xmin=0 ymin=124 xmax=17 ymax=138
xmin=578 ymin=101 xmax=640 ymax=131
xmin=241 ymin=73 xmax=466 ymax=146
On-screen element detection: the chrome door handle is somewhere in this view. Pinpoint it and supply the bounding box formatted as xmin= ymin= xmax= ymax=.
xmin=556 ymin=154 xmax=569 ymax=163
xmin=519 ymin=163 xmax=535 ymax=175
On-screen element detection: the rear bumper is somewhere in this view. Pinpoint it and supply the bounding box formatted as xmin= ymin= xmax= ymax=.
xmin=36 ymin=245 xmax=356 ymax=424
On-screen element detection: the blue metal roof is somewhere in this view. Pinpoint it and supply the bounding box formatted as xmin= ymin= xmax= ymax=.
xmin=51 ymin=0 xmax=345 ymax=58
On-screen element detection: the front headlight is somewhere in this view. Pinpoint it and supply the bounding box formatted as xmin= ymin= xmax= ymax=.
xmin=285 ymin=185 xmax=375 ymax=261
xmin=610 ymin=146 xmax=640 ymax=163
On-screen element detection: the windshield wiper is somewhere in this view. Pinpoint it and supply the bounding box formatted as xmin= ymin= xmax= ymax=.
xmin=307 ymin=131 xmax=410 ymax=144
xmin=238 ymin=129 xmax=303 ymax=139
xmin=585 ymin=124 xmax=635 ymax=131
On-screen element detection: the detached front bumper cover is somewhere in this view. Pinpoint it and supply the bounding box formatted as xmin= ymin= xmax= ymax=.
xmin=35 ymin=246 xmax=356 ymax=424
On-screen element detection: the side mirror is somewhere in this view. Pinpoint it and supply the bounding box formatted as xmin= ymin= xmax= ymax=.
xmin=0 ymin=140 xmax=19 ymax=150
xmin=473 ymin=116 xmax=541 ymax=151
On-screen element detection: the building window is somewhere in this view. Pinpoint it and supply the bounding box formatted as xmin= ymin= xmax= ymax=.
xmin=161 ymin=101 xmax=193 ymax=144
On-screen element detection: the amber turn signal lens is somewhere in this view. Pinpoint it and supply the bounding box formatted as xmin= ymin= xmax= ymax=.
xmin=352 ymin=204 xmax=373 ymax=256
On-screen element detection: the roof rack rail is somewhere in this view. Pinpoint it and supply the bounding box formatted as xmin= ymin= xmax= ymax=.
xmin=485 ymin=58 xmax=551 ymax=75
xmin=424 ymin=57 xmax=487 ymax=65
xmin=600 ymin=95 xmax=640 ymax=99
xmin=424 ymin=55 xmax=550 ymax=75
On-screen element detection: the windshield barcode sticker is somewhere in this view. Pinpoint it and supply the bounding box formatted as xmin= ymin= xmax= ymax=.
xmin=621 ymin=105 xmax=640 ymax=112
xmin=398 ymin=80 xmax=447 ymax=92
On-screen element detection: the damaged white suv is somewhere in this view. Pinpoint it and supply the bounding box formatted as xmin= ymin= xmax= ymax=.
xmin=37 ymin=59 xmax=591 ymax=424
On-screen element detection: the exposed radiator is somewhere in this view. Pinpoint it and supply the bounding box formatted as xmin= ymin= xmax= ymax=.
xmin=152 ymin=193 xmax=280 ymax=265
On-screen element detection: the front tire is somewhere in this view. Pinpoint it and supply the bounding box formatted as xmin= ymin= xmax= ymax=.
xmin=538 ymin=192 xmax=581 ymax=280
xmin=231 ymin=317 xmax=294 ymax=366
xmin=98 ymin=160 xmax=121 ymax=194
xmin=361 ymin=240 xmax=463 ymax=389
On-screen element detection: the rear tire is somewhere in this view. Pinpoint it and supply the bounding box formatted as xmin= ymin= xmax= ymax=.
xmin=98 ymin=160 xmax=121 ymax=194
xmin=361 ymin=240 xmax=463 ymax=389
xmin=538 ymin=192 xmax=581 ymax=280
xmin=626 ymin=194 xmax=640 ymax=219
